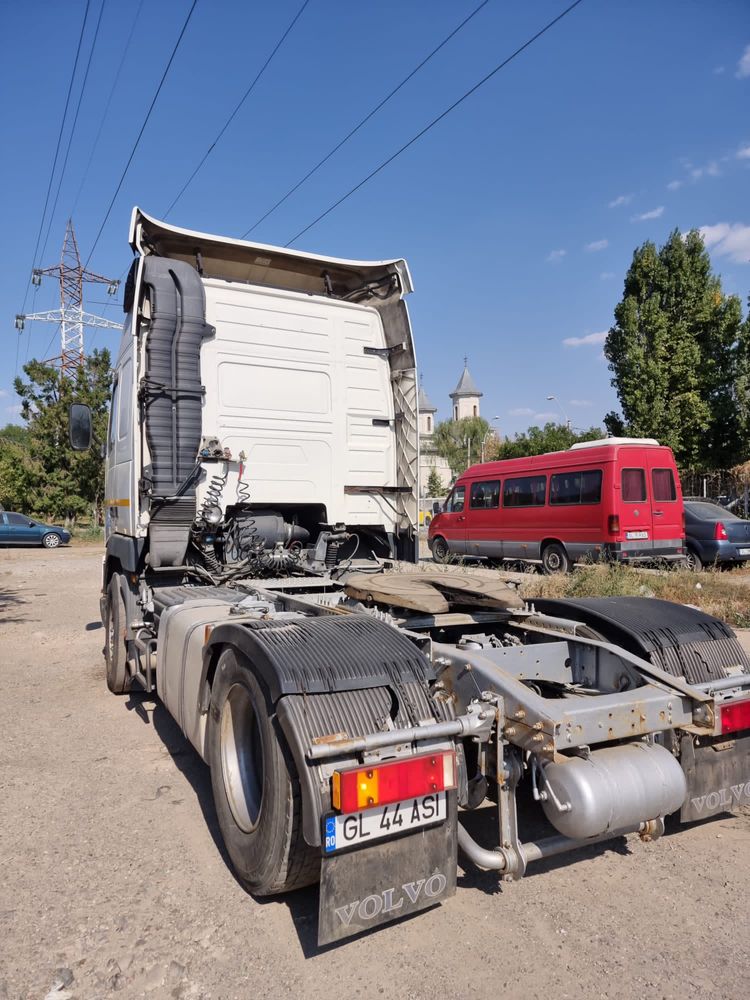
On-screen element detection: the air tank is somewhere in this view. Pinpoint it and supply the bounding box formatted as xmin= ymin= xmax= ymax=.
xmin=540 ymin=742 xmax=687 ymax=840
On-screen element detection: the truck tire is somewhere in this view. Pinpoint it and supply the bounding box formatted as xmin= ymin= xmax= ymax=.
xmin=104 ymin=574 xmax=131 ymax=694
xmin=542 ymin=542 xmax=570 ymax=574
xmin=206 ymin=648 xmax=319 ymax=896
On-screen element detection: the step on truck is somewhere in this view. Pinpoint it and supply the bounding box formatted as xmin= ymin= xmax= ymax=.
xmin=69 ymin=208 xmax=750 ymax=946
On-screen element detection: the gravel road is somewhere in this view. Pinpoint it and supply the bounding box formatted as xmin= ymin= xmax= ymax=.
xmin=1 ymin=547 xmax=749 ymax=1000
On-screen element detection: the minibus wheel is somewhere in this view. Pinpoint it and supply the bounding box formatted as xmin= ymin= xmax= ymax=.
xmin=542 ymin=542 xmax=570 ymax=574
xmin=432 ymin=536 xmax=449 ymax=562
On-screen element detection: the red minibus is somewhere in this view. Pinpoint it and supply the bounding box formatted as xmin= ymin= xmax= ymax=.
xmin=427 ymin=438 xmax=685 ymax=572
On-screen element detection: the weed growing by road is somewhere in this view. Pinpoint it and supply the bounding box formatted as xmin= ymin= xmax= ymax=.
xmin=521 ymin=563 xmax=750 ymax=628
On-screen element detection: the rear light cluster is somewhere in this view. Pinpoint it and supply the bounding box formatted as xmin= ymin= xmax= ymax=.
xmin=608 ymin=514 xmax=620 ymax=534
xmin=332 ymin=751 xmax=456 ymax=813
xmin=714 ymin=522 xmax=729 ymax=541
xmin=720 ymin=697 xmax=750 ymax=735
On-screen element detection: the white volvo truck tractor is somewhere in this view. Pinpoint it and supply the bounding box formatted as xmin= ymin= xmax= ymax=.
xmin=69 ymin=208 xmax=750 ymax=945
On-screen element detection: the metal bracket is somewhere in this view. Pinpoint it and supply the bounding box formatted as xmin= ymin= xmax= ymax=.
xmin=363 ymin=343 xmax=406 ymax=359
xmin=305 ymin=700 xmax=495 ymax=761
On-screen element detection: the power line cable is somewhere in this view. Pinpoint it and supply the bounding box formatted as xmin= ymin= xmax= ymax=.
xmin=42 ymin=320 xmax=63 ymax=363
xmin=19 ymin=0 xmax=91 ymax=318
xmin=163 ymin=0 xmax=311 ymax=219
xmin=70 ymin=0 xmax=145 ymax=219
xmin=241 ymin=0 xmax=490 ymax=239
xmin=84 ymin=0 xmax=200 ymax=270
xmin=39 ymin=0 xmax=108 ymax=264
xmin=286 ymin=0 xmax=586 ymax=246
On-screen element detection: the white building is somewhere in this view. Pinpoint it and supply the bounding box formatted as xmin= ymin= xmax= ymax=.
xmin=450 ymin=359 xmax=483 ymax=420
xmin=418 ymin=382 xmax=451 ymax=495
xmin=418 ymin=360 xmax=484 ymax=496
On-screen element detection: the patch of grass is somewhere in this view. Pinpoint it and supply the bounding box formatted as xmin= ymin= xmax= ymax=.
xmin=70 ymin=524 xmax=104 ymax=545
xmin=520 ymin=562 xmax=750 ymax=629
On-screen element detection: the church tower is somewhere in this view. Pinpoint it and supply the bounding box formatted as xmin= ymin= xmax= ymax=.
xmin=450 ymin=357 xmax=482 ymax=420
xmin=418 ymin=380 xmax=437 ymax=436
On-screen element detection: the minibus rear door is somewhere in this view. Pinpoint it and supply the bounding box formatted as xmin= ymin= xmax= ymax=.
xmin=619 ymin=465 xmax=654 ymax=553
xmin=647 ymin=457 xmax=683 ymax=553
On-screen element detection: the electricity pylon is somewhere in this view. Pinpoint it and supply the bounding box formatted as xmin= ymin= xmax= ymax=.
xmin=15 ymin=220 xmax=122 ymax=376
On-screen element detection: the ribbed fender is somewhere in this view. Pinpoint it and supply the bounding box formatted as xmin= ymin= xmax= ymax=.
xmin=202 ymin=613 xmax=449 ymax=848
xmin=202 ymin=612 xmax=436 ymax=702
xmin=532 ymin=597 xmax=750 ymax=686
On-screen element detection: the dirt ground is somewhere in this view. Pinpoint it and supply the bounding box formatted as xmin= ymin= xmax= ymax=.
xmin=1 ymin=546 xmax=749 ymax=1000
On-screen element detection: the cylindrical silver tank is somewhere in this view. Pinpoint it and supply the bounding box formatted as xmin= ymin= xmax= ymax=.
xmin=540 ymin=742 xmax=687 ymax=840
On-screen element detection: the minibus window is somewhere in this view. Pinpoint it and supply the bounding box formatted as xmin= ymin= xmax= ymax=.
xmin=580 ymin=470 xmax=603 ymax=503
xmin=622 ymin=468 xmax=646 ymax=502
xmin=652 ymin=468 xmax=676 ymax=501
xmin=503 ymin=475 xmax=546 ymax=508
xmin=470 ymin=480 xmax=500 ymax=509
xmin=550 ymin=469 xmax=602 ymax=505
xmin=446 ymin=486 xmax=465 ymax=513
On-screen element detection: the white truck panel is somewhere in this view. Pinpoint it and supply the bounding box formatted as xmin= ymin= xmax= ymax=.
xmin=199 ymin=279 xmax=398 ymax=529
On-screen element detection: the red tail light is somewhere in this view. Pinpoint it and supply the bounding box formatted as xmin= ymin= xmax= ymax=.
xmin=608 ymin=514 xmax=620 ymax=534
xmin=720 ymin=697 xmax=750 ymax=735
xmin=332 ymin=751 xmax=456 ymax=813
xmin=714 ymin=522 xmax=728 ymax=541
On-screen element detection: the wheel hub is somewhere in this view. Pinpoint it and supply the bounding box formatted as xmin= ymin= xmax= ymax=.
xmin=220 ymin=684 xmax=264 ymax=833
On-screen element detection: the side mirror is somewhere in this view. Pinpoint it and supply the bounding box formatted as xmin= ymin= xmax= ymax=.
xmin=69 ymin=403 xmax=93 ymax=451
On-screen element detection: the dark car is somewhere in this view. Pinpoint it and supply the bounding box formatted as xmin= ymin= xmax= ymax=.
xmin=683 ymin=500 xmax=750 ymax=570
xmin=0 ymin=511 xmax=71 ymax=549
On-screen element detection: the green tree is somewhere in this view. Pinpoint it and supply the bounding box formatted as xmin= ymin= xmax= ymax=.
xmin=0 ymin=423 xmax=35 ymax=512
xmin=497 ymin=422 xmax=603 ymax=459
xmin=426 ymin=467 xmax=445 ymax=496
xmin=12 ymin=350 xmax=112 ymax=522
xmin=433 ymin=416 xmax=490 ymax=475
xmin=604 ymin=229 xmax=747 ymax=467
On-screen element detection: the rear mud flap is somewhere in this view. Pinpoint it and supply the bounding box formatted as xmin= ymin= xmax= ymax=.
xmin=318 ymin=793 xmax=457 ymax=946
xmin=680 ymin=733 xmax=750 ymax=822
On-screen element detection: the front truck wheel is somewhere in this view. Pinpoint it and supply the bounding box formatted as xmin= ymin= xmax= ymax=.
xmin=206 ymin=649 xmax=319 ymax=895
xmin=104 ymin=574 xmax=131 ymax=694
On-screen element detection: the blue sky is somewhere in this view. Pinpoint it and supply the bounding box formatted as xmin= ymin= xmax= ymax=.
xmin=1 ymin=0 xmax=749 ymax=435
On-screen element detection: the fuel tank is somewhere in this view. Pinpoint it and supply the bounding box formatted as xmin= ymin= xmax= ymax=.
xmin=540 ymin=742 xmax=687 ymax=840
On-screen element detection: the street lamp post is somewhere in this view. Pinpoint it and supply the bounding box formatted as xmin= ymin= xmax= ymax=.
xmin=481 ymin=416 xmax=501 ymax=463
xmin=546 ymin=395 xmax=571 ymax=430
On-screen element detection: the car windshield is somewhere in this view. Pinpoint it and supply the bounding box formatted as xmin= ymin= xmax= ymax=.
xmin=686 ymin=502 xmax=743 ymax=522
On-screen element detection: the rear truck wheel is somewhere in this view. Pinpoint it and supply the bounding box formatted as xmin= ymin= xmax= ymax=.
xmin=431 ymin=536 xmax=449 ymax=563
xmin=104 ymin=574 xmax=131 ymax=694
xmin=685 ymin=546 xmax=703 ymax=572
xmin=542 ymin=542 xmax=570 ymax=574
xmin=42 ymin=532 xmax=61 ymax=549
xmin=206 ymin=649 xmax=319 ymax=895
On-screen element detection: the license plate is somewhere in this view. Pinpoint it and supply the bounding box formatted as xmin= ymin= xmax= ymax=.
xmin=739 ymin=548 xmax=750 ymax=556
xmin=626 ymin=530 xmax=648 ymax=540
xmin=323 ymin=792 xmax=447 ymax=854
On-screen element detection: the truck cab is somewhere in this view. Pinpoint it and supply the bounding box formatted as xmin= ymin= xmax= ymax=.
xmin=102 ymin=207 xmax=419 ymax=589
